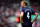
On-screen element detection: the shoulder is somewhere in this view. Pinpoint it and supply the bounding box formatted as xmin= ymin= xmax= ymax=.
xmin=29 ymin=8 xmax=33 ymax=11
xmin=20 ymin=7 xmax=24 ymax=12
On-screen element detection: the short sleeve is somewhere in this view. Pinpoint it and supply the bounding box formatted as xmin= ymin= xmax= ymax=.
xmin=20 ymin=8 xmax=24 ymax=12
xmin=31 ymin=9 xmax=35 ymax=14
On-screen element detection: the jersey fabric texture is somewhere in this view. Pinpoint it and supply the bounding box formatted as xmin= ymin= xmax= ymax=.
xmin=20 ymin=7 xmax=35 ymax=27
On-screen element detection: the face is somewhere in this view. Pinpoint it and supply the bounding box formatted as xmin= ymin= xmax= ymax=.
xmin=21 ymin=2 xmax=24 ymax=7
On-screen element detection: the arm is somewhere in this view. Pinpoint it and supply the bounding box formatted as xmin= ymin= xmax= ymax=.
xmin=20 ymin=12 xmax=24 ymax=25
xmin=31 ymin=13 xmax=38 ymax=24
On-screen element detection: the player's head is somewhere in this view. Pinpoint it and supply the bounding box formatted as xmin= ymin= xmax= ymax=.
xmin=21 ymin=1 xmax=27 ymax=7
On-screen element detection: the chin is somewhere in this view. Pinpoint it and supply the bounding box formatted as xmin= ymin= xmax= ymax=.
xmin=21 ymin=6 xmax=24 ymax=7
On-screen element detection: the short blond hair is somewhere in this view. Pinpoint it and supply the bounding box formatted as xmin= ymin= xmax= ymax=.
xmin=22 ymin=1 xmax=27 ymax=3
xmin=21 ymin=1 xmax=27 ymax=6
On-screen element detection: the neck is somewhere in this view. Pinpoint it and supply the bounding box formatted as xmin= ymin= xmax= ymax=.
xmin=24 ymin=6 xmax=27 ymax=7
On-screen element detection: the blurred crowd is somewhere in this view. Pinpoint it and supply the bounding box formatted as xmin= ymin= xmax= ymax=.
xmin=0 ymin=0 xmax=40 ymax=27
xmin=30 ymin=0 xmax=40 ymax=14
xmin=0 ymin=0 xmax=21 ymax=27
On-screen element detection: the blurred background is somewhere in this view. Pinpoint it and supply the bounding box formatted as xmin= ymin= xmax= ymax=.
xmin=0 ymin=0 xmax=40 ymax=27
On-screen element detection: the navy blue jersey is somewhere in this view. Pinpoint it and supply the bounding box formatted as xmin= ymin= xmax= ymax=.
xmin=20 ymin=7 xmax=35 ymax=23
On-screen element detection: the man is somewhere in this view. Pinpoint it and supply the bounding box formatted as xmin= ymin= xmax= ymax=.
xmin=20 ymin=1 xmax=38 ymax=27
